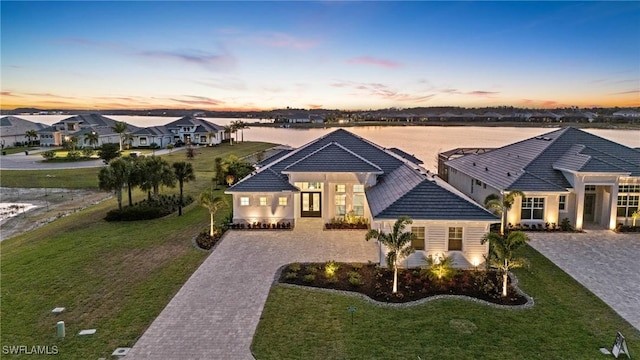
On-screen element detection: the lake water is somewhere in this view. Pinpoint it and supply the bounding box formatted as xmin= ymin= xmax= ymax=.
xmin=18 ymin=115 xmax=640 ymax=171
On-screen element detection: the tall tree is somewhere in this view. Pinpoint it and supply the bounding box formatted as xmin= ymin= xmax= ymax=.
xmin=207 ymin=131 xmax=217 ymax=146
xmin=111 ymin=121 xmax=128 ymax=151
xmin=122 ymin=157 xmax=142 ymax=207
xmin=98 ymin=158 xmax=128 ymax=210
xmin=98 ymin=143 xmax=121 ymax=163
xmin=481 ymin=231 xmax=530 ymax=297
xmin=139 ymin=156 xmax=175 ymax=200
xmin=223 ymin=124 xmax=235 ymax=145
xmin=84 ymin=131 xmax=99 ymax=149
xmin=173 ymin=161 xmax=195 ymax=216
xmin=213 ymin=157 xmax=224 ymax=188
xmin=365 ymin=216 xmax=417 ymax=293
xmin=123 ymin=133 xmax=134 ymax=150
xmin=484 ymin=190 xmax=526 ymax=235
xmin=24 ymin=129 xmax=38 ymax=146
xmin=232 ymin=120 xmax=248 ymax=142
xmin=198 ymin=191 xmax=226 ymax=236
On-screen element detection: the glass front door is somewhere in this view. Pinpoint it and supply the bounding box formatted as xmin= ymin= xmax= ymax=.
xmin=584 ymin=193 xmax=596 ymax=222
xmin=301 ymin=192 xmax=321 ymax=217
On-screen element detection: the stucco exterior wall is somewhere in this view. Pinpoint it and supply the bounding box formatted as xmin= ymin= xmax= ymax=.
xmin=231 ymin=192 xmax=295 ymax=226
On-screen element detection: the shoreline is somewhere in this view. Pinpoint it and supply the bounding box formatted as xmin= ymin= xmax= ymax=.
xmin=247 ymin=120 xmax=640 ymax=130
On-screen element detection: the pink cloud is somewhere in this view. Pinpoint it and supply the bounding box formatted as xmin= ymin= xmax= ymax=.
xmin=467 ymin=91 xmax=500 ymax=97
xmin=1 ymin=91 xmax=18 ymax=97
xmin=346 ymin=56 xmax=402 ymax=68
xmin=308 ymin=104 xmax=323 ymax=109
xmin=169 ymin=95 xmax=225 ymax=106
xmin=253 ymin=32 xmax=319 ymax=50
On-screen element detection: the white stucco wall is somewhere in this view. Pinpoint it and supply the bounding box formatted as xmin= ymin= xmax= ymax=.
xmin=231 ymin=192 xmax=295 ymax=226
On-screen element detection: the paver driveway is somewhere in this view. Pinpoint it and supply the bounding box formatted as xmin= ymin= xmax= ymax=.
xmin=528 ymin=230 xmax=640 ymax=331
xmin=126 ymin=220 xmax=378 ymax=359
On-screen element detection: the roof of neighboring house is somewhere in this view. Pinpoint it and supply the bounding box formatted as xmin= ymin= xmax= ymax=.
xmin=55 ymin=114 xmax=140 ymax=131
xmin=132 ymin=126 xmax=171 ymax=136
xmin=165 ymin=116 xmax=225 ymax=132
xmin=446 ymin=127 xmax=640 ymax=192
xmin=388 ymin=147 xmax=423 ymax=165
xmin=0 ymin=116 xmax=47 ymax=136
xmin=256 ymin=148 xmax=294 ymax=168
xmin=228 ymin=128 xmax=497 ymax=221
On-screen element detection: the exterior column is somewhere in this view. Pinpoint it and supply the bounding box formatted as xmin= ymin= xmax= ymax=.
xmin=608 ymin=182 xmax=619 ymax=230
xmin=574 ymin=177 xmax=585 ymax=231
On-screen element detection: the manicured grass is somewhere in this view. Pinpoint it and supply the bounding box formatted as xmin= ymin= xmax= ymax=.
xmin=1 ymin=147 xmax=39 ymax=155
xmin=0 ymin=141 xmax=275 ymax=358
xmin=252 ymin=246 xmax=640 ymax=359
xmin=0 ymin=168 xmax=102 ymax=189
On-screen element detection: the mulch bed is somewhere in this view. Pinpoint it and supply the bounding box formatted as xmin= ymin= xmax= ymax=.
xmin=280 ymin=262 xmax=527 ymax=306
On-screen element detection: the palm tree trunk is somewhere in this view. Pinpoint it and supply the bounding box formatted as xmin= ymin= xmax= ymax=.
xmin=501 ymin=207 xmax=506 ymax=235
xmin=393 ymin=264 xmax=398 ymax=293
xmin=128 ymin=184 xmax=133 ymax=206
xmin=116 ymin=190 xmax=123 ymax=210
xmin=178 ymin=182 xmax=184 ymax=216
xmin=502 ymin=259 xmax=508 ymax=297
xmin=210 ymin=212 xmax=215 ymax=237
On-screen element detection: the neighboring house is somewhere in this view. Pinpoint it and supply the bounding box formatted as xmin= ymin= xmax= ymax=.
xmin=37 ymin=114 xmax=138 ymax=147
xmin=0 ymin=116 xmax=47 ymax=148
xmin=157 ymin=116 xmax=226 ymax=146
xmin=130 ymin=126 xmax=174 ymax=148
xmin=444 ymin=127 xmax=640 ymax=231
xmin=226 ymin=129 xmax=497 ymax=268
xmin=612 ymin=109 xmax=640 ymax=118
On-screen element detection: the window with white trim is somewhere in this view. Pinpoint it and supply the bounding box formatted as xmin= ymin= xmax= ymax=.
xmin=521 ymin=197 xmax=544 ymax=220
xmin=411 ymin=227 xmax=425 ymax=250
xmin=335 ymin=194 xmax=346 ymax=216
xmin=448 ymin=227 xmax=463 ymax=251
xmin=240 ymin=197 xmax=249 ymax=206
xmin=278 ymin=197 xmax=288 ymax=206
xmin=353 ymin=194 xmax=365 ymax=216
xmin=558 ymin=195 xmax=566 ymax=211
xmin=259 ymin=197 xmax=268 ymax=206
xmin=617 ymin=195 xmax=639 ymax=217
xmin=335 ymin=184 xmax=346 ymax=193
xmin=140 ymin=137 xmax=147 ymax=145
xmin=353 ymin=184 xmax=365 ymax=193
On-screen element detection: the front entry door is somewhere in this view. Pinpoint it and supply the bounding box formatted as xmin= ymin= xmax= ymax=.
xmin=301 ymin=192 xmax=321 ymax=217
xmin=584 ymin=193 xmax=596 ymax=222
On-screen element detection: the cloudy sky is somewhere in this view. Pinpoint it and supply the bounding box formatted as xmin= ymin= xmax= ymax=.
xmin=1 ymin=1 xmax=639 ymax=111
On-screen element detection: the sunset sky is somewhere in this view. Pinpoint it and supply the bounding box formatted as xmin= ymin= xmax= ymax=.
xmin=1 ymin=1 xmax=639 ymax=111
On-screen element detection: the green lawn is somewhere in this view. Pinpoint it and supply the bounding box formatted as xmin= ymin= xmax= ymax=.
xmin=252 ymin=246 xmax=640 ymax=359
xmin=0 ymin=141 xmax=275 ymax=359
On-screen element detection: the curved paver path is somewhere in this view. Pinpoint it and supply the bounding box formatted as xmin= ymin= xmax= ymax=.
xmin=528 ymin=230 xmax=640 ymax=331
xmin=126 ymin=219 xmax=378 ymax=359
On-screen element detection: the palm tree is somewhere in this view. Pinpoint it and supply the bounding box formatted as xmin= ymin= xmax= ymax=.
xmin=138 ymin=156 xmax=175 ymax=200
xmin=173 ymin=161 xmax=195 ymax=216
xmin=198 ymin=190 xmax=226 ymax=236
xmin=223 ymin=125 xmax=234 ymax=145
xmin=632 ymin=210 xmax=640 ymax=227
xmin=67 ymin=135 xmax=79 ymax=151
xmin=98 ymin=158 xmax=128 ymax=210
xmin=84 ymin=131 xmax=99 ymax=149
xmin=24 ymin=129 xmax=38 ymax=146
xmin=122 ymin=157 xmax=142 ymax=207
xmin=123 ymin=133 xmax=134 ymax=150
xmin=111 ymin=121 xmax=128 ymax=151
xmin=365 ymin=216 xmax=417 ymax=293
xmin=481 ymin=231 xmax=529 ymax=297
xmin=232 ymin=120 xmax=248 ymax=142
xmin=484 ymin=190 xmax=525 ymax=235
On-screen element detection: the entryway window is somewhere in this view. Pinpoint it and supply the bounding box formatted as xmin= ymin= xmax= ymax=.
xmin=336 ymin=184 xmax=346 ymax=193
xmin=522 ymin=197 xmax=544 ymax=220
xmin=558 ymin=195 xmax=566 ymax=212
xmin=353 ymin=194 xmax=365 ymax=216
xmin=411 ymin=227 xmax=425 ymax=250
xmin=448 ymin=227 xmax=463 ymax=251
xmin=353 ymin=184 xmax=365 ymax=193
xmin=278 ymin=197 xmax=288 ymax=206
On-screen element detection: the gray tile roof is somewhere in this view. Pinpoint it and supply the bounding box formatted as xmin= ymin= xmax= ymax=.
xmin=0 ymin=116 xmax=47 ymax=136
xmin=366 ymin=164 xmax=424 ymax=216
xmin=165 ymin=116 xmax=224 ymax=132
xmin=388 ymin=147 xmax=423 ymax=164
xmin=283 ymin=142 xmax=383 ymax=173
xmin=446 ymin=127 xmax=640 ymax=192
xmin=58 ymin=114 xmax=140 ymax=132
xmin=372 ymin=175 xmax=498 ymax=220
xmin=256 ymin=149 xmax=293 ymax=167
xmin=226 ymin=168 xmax=298 ymax=193
xmin=132 ymin=126 xmax=170 ymax=136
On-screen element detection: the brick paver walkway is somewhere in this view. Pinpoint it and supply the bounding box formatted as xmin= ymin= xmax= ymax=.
xmin=528 ymin=229 xmax=640 ymax=331
xmin=126 ymin=219 xmax=378 ymax=359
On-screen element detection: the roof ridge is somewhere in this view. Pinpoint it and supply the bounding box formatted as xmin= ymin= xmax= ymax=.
xmin=581 ymin=143 xmax=639 ymax=169
xmin=331 ymin=142 xmax=383 ymax=171
xmin=508 ymin=169 xmax=567 ymax=191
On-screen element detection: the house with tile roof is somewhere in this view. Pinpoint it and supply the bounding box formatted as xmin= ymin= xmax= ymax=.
xmin=226 ymin=129 xmax=498 ymax=268
xmin=444 ymin=127 xmax=640 ymax=231
xmin=130 ymin=115 xmax=227 ymax=148
xmin=0 ymin=116 xmax=47 ymax=148
xmin=37 ymin=114 xmax=139 ymax=147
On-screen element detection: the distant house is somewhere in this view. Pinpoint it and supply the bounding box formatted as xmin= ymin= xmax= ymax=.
xmin=612 ymin=109 xmax=640 ymax=118
xmin=130 ymin=116 xmax=225 ymax=147
xmin=226 ymin=129 xmax=497 ymax=268
xmin=444 ymin=127 xmax=640 ymax=231
xmin=0 ymin=116 xmax=47 ymax=148
xmin=37 ymin=114 xmax=138 ymax=147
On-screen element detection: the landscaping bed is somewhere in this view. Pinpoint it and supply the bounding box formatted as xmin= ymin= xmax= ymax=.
xmin=279 ymin=262 xmax=527 ymax=306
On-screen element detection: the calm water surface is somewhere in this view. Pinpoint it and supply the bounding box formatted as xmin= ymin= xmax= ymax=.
xmin=19 ymin=115 xmax=640 ymax=172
